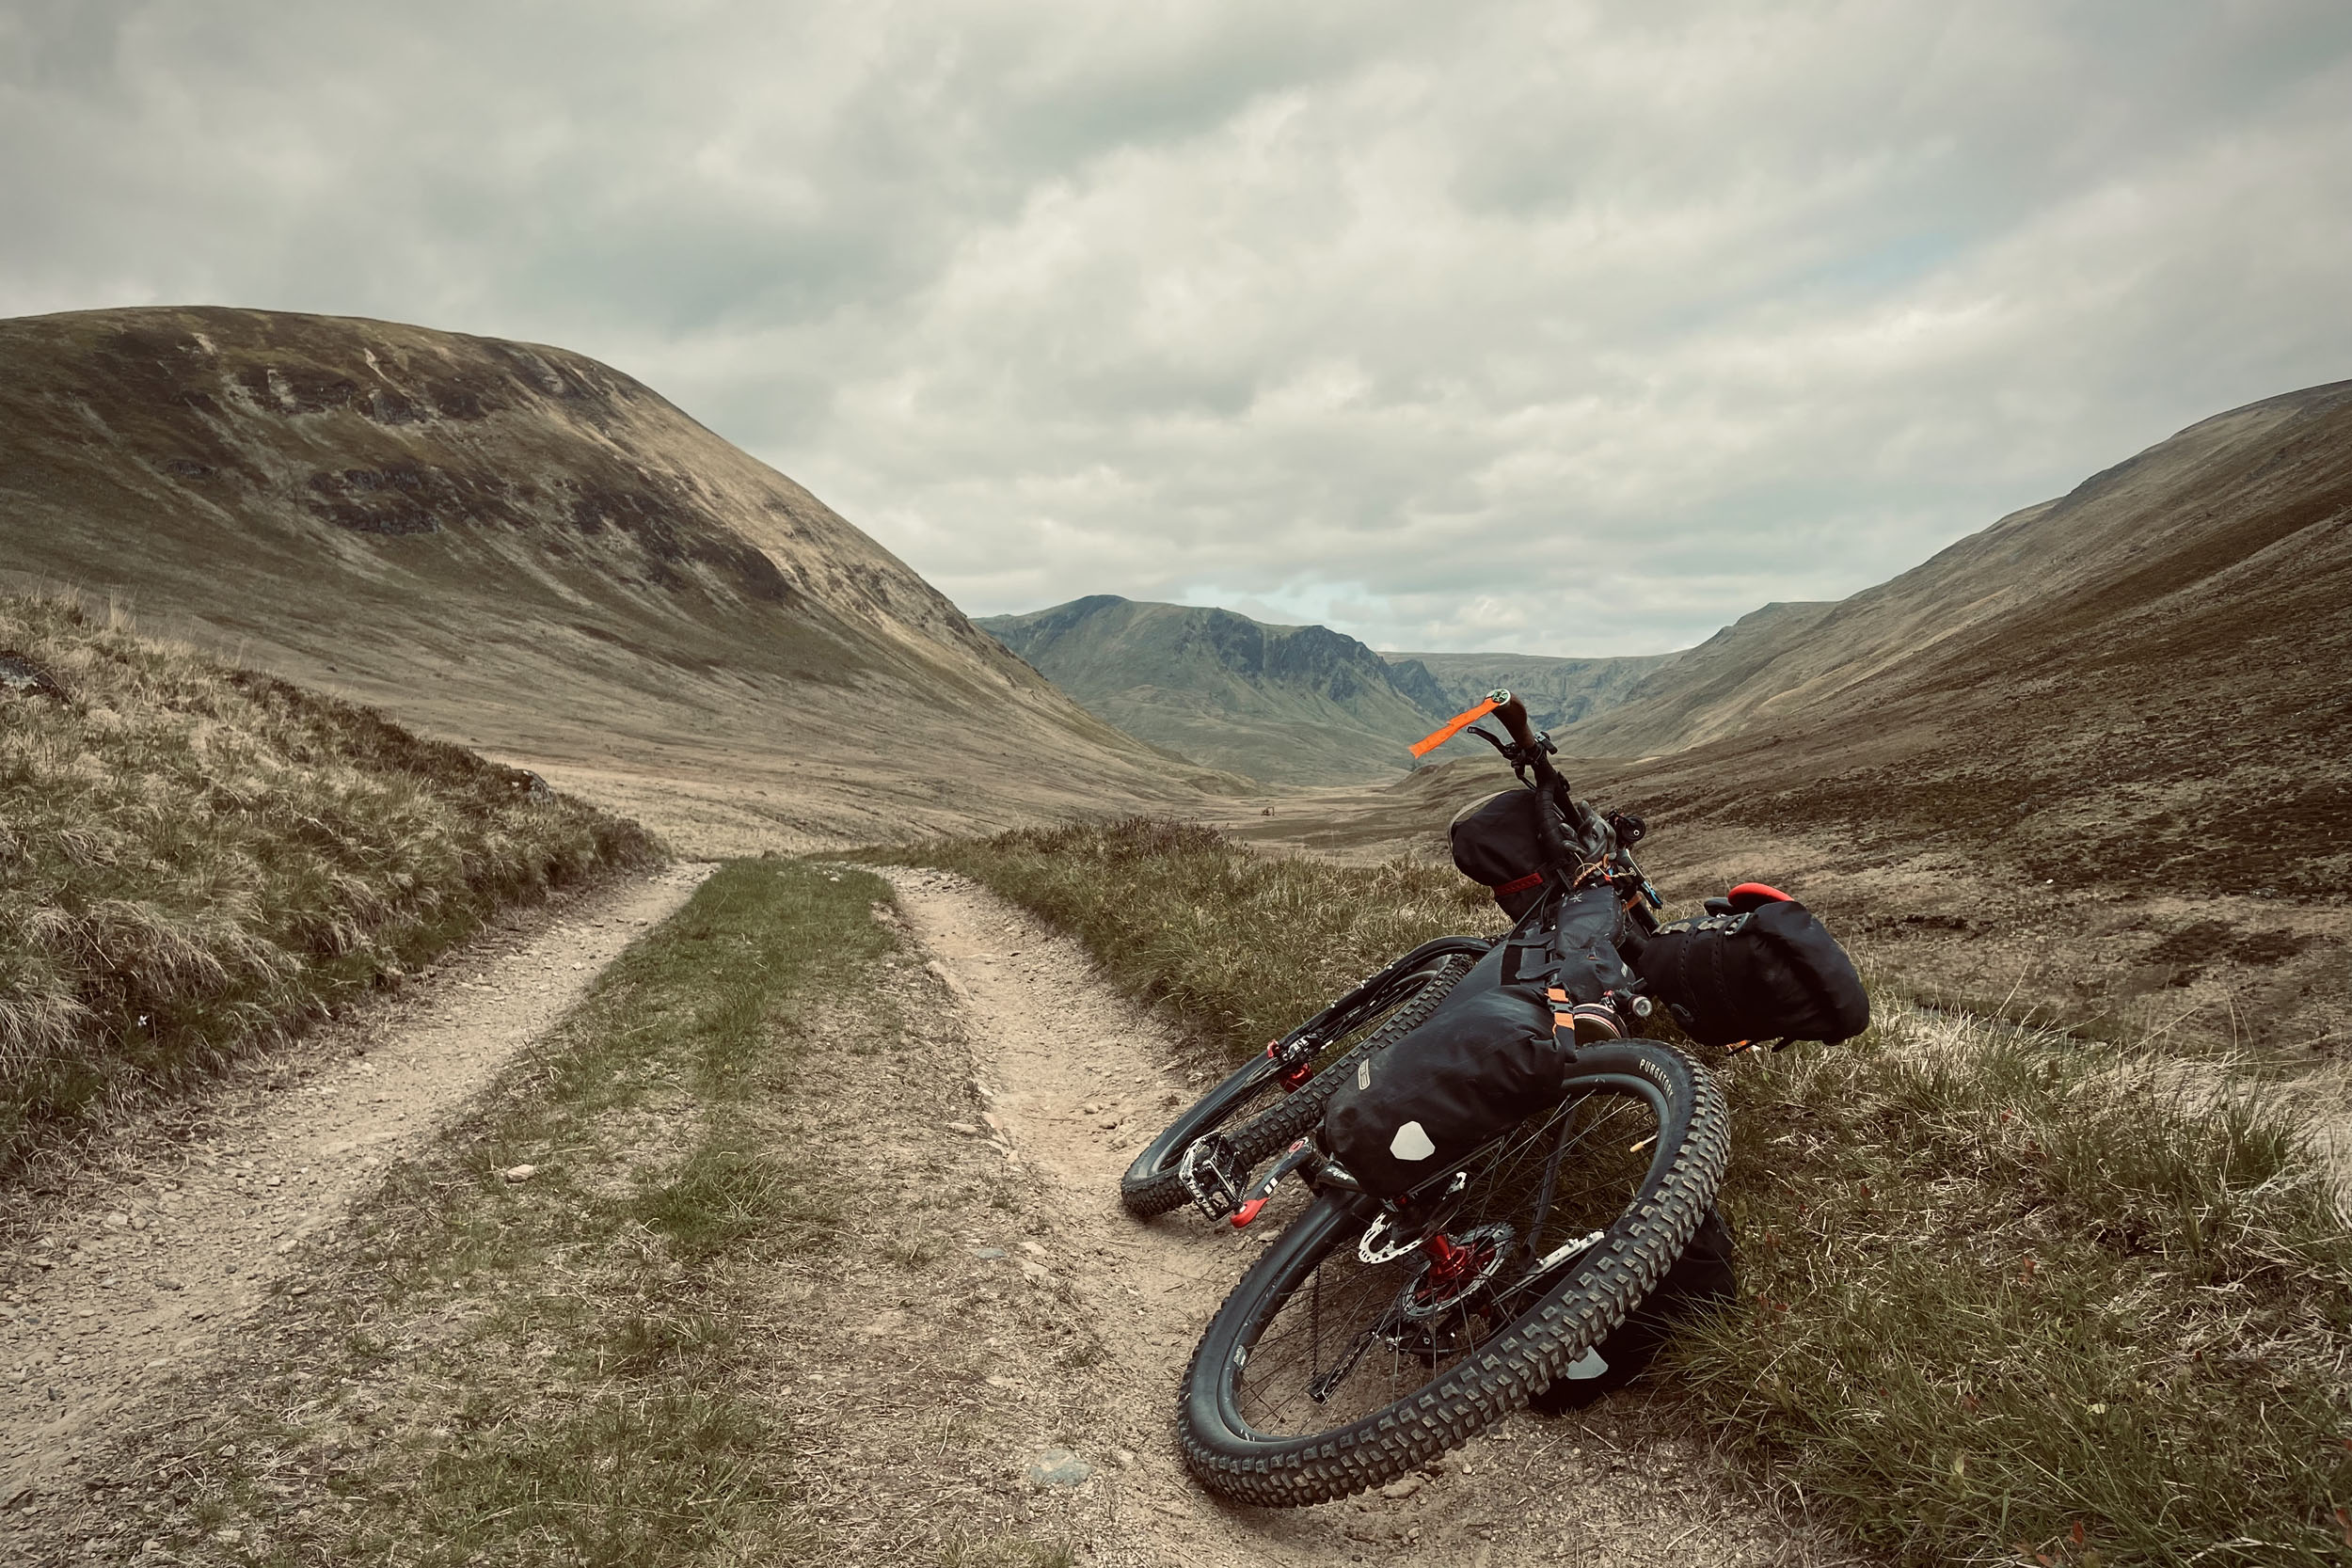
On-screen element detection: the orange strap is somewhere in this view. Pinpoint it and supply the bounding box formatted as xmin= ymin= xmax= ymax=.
xmin=1409 ymin=696 xmax=1500 ymax=758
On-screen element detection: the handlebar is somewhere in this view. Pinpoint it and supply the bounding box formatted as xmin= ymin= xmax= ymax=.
xmin=1491 ymin=692 xmax=1541 ymax=754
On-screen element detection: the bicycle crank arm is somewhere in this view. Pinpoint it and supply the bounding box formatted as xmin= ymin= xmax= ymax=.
xmin=1230 ymin=1138 xmax=1323 ymax=1228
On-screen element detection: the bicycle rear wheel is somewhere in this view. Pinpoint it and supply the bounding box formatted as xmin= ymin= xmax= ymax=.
xmin=1119 ymin=944 xmax=1485 ymax=1218
xmin=1177 ymin=1039 xmax=1728 ymax=1504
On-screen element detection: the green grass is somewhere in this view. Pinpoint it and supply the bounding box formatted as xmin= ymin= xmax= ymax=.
xmin=875 ymin=817 xmax=2352 ymax=1567
xmin=0 ymin=590 xmax=657 ymax=1172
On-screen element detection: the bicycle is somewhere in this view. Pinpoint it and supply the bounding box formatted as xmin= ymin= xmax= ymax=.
xmin=1169 ymin=692 xmax=1731 ymax=1504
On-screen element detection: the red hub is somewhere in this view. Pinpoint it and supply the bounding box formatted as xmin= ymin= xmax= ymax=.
xmin=1268 ymin=1039 xmax=1315 ymax=1092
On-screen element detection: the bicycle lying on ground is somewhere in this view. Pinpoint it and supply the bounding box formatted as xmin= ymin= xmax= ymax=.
xmin=1130 ymin=692 xmax=1731 ymax=1504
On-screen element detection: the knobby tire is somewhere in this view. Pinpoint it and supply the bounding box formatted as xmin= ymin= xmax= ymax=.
xmin=1176 ymin=1040 xmax=1729 ymax=1505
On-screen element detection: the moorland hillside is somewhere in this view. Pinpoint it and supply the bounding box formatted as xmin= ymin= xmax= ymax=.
xmin=979 ymin=595 xmax=1443 ymax=784
xmin=0 ymin=308 xmax=1200 ymax=852
xmin=1232 ymin=382 xmax=2352 ymax=1058
xmin=979 ymin=594 xmax=1672 ymax=784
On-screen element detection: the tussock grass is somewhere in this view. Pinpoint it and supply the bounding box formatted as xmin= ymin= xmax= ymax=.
xmin=884 ymin=818 xmax=2352 ymax=1566
xmin=0 ymin=590 xmax=656 ymax=1169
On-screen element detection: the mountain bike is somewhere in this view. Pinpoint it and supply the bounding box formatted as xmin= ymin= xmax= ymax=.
xmin=1171 ymin=693 xmax=1730 ymax=1504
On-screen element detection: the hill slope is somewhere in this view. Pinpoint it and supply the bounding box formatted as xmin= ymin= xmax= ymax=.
xmin=1568 ymin=381 xmax=2352 ymax=763
xmin=0 ymin=308 xmax=1193 ymax=850
xmin=1235 ymin=380 xmax=2352 ymax=1060
xmin=978 ymin=595 xmax=1450 ymax=784
xmin=1566 ymin=378 xmax=2352 ymax=902
xmin=1382 ymin=649 xmax=1682 ymax=736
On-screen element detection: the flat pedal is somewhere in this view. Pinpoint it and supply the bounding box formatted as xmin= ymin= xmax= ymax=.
xmin=1178 ymin=1133 xmax=1248 ymax=1221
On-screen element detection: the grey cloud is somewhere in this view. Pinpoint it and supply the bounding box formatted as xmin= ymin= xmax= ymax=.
xmin=4 ymin=0 xmax=2349 ymax=654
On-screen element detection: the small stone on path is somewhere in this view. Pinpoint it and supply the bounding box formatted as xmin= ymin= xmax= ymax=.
xmin=1025 ymin=1448 xmax=1090 ymax=1488
xmin=502 ymin=1164 xmax=538 ymax=1183
xmin=1381 ymin=1473 xmax=1425 ymax=1499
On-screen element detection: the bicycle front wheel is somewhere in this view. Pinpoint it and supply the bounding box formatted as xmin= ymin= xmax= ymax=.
xmin=1177 ymin=1039 xmax=1728 ymax=1505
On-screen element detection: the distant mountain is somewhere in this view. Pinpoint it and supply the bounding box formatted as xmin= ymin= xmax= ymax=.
xmin=977 ymin=596 xmax=1449 ymax=784
xmin=0 ymin=307 xmax=1194 ymax=853
xmin=1381 ymin=650 xmax=1682 ymax=736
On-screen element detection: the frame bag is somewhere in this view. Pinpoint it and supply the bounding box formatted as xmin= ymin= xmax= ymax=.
xmin=1624 ymin=889 xmax=1867 ymax=1047
xmin=1322 ymin=885 xmax=1636 ymax=1197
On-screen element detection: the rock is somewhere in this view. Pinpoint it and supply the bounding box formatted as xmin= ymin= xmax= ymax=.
xmin=1017 ymin=1241 xmax=1045 ymax=1258
xmin=1112 ymin=1448 xmax=1137 ymax=1469
xmin=211 ymin=1528 xmax=242 ymax=1544
xmin=1025 ymin=1448 xmax=1091 ymax=1488
xmin=0 ymin=652 xmax=64 ymax=700
xmin=103 ymin=1212 xmax=130 ymax=1230
xmin=502 ymin=1164 xmax=538 ymax=1183
xmin=972 ymin=1247 xmax=1008 ymax=1260
xmin=979 ymin=1112 xmax=1006 ymax=1133
xmin=1380 ymin=1474 xmax=1425 ymax=1499
xmin=945 ymin=1122 xmax=981 ymax=1137
xmin=1017 ymin=1260 xmax=1052 ymax=1283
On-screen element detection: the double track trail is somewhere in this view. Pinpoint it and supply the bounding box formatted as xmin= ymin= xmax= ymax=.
xmin=0 ymin=864 xmax=712 ymax=1523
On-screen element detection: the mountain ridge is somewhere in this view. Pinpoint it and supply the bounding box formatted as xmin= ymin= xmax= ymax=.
xmin=0 ymin=306 xmax=1200 ymax=850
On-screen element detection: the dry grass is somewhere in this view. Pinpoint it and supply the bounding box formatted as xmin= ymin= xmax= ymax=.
xmin=880 ymin=818 xmax=2352 ymax=1567
xmin=0 ymin=590 xmax=657 ymax=1173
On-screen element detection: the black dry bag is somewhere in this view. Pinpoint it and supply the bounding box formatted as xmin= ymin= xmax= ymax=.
xmin=1322 ymin=885 xmax=1636 ymax=1198
xmin=1622 ymin=885 xmax=1867 ymax=1047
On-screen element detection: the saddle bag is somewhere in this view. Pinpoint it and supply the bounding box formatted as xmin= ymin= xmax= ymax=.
xmin=1322 ymin=885 xmax=1637 ymax=1197
xmin=1622 ymin=886 xmax=1868 ymax=1047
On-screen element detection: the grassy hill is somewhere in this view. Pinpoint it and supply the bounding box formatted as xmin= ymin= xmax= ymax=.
xmin=0 ymin=589 xmax=654 ymax=1171
xmin=978 ymin=595 xmax=1449 ymax=784
xmin=0 ymin=308 xmax=1198 ymax=853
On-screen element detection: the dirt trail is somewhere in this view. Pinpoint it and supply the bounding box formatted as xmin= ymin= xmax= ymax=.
xmin=883 ymin=868 xmax=1837 ymax=1568
xmin=0 ymin=863 xmax=711 ymax=1507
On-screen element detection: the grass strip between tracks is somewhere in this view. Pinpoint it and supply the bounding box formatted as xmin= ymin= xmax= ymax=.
xmin=61 ymin=860 xmax=1087 ymax=1568
xmin=868 ymin=817 xmax=2352 ymax=1568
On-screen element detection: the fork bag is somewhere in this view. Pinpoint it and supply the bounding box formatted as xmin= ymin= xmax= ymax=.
xmin=1321 ymin=885 xmax=1634 ymax=1198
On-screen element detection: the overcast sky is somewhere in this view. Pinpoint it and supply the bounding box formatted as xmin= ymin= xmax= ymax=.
xmin=7 ymin=2 xmax=2350 ymax=655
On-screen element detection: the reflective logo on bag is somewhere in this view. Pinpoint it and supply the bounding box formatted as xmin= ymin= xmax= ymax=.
xmin=1390 ymin=1121 xmax=1437 ymax=1161
xmin=1358 ymin=1060 xmax=1373 ymax=1091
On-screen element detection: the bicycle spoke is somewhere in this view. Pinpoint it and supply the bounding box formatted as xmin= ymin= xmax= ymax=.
xmin=1229 ymin=1078 xmax=1664 ymax=1440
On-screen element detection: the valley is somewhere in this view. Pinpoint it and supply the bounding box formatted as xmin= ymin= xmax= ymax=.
xmin=6 ymin=307 xmax=2350 ymax=1566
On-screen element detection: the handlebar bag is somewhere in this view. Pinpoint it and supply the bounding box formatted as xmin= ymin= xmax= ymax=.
xmin=1322 ymin=884 xmax=1635 ymax=1198
xmin=1449 ymin=788 xmax=1610 ymax=919
xmin=1621 ymin=894 xmax=1867 ymax=1047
